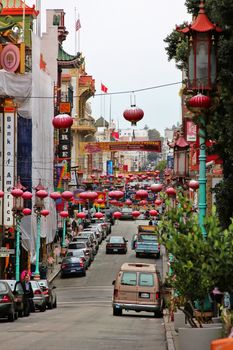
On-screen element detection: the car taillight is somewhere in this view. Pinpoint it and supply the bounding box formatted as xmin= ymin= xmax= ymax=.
xmin=34 ymin=289 xmax=42 ymax=295
xmin=0 ymin=295 xmax=11 ymax=303
xmin=79 ymin=261 xmax=84 ymax=268
xmin=114 ymin=289 xmax=118 ymax=297
xmin=61 ymin=264 xmax=67 ymax=269
xmin=156 ymin=292 xmax=160 ymax=299
xmin=158 ymin=244 xmax=160 ymax=251
xmin=43 ymin=288 xmax=49 ymax=295
xmin=135 ymin=242 xmax=138 ymax=248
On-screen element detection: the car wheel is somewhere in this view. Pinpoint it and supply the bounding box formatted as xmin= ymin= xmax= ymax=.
xmin=53 ymin=299 xmax=57 ymax=308
xmin=18 ymin=310 xmax=23 ymax=317
xmin=136 ymin=252 xmax=140 ymax=258
xmin=8 ymin=311 xmax=15 ymax=322
xmin=40 ymin=304 xmax=46 ymax=312
xmin=48 ymin=301 xmax=53 ymax=310
xmin=82 ymin=270 xmax=86 ymax=277
xmin=14 ymin=311 xmax=18 ymax=320
xmin=154 ymin=310 xmax=163 ymax=318
xmin=156 ymin=252 xmax=161 ymax=259
xmin=113 ymin=307 xmax=122 ymax=316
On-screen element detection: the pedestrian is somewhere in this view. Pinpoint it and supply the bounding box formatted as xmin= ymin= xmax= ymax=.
xmin=4 ymin=262 xmax=14 ymax=279
xmin=21 ymin=271 xmax=35 ymax=315
xmin=149 ymin=219 xmax=153 ymax=226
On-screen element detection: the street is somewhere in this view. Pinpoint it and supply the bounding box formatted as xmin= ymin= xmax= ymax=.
xmin=0 ymin=220 xmax=166 ymax=350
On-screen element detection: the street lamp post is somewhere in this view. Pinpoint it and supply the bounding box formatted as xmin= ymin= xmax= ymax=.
xmin=33 ymin=180 xmax=48 ymax=279
xmin=177 ymin=0 xmax=222 ymax=235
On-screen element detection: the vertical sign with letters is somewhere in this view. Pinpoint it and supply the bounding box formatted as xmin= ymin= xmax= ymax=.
xmin=0 ymin=112 xmax=3 ymax=225
xmin=3 ymin=110 xmax=15 ymax=226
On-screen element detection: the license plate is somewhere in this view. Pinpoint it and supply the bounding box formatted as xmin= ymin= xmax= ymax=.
xmin=113 ymin=249 xmax=118 ymax=252
xmin=140 ymin=292 xmax=150 ymax=298
xmin=71 ymin=269 xmax=76 ymax=273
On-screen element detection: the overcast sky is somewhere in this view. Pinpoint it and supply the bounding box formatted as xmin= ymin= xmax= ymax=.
xmin=28 ymin=1 xmax=191 ymax=135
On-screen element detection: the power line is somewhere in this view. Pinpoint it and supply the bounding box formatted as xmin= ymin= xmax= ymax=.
xmin=11 ymin=80 xmax=183 ymax=99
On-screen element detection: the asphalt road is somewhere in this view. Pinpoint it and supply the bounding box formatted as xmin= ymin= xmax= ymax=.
xmin=0 ymin=220 xmax=167 ymax=350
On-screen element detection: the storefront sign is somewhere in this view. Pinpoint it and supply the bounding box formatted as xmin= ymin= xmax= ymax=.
xmin=80 ymin=141 xmax=161 ymax=154
xmin=0 ymin=113 xmax=3 ymax=224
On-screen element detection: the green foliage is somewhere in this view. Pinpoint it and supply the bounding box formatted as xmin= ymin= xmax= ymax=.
xmin=155 ymin=160 xmax=167 ymax=172
xmin=148 ymin=128 xmax=161 ymax=140
xmin=164 ymin=25 xmax=188 ymax=70
xmin=159 ymin=194 xmax=233 ymax=306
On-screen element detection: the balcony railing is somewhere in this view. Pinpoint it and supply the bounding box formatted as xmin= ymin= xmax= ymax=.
xmin=72 ymin=118 xmax=96 ymax=133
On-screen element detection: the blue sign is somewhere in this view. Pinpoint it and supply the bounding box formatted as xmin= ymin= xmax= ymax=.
xmin=106 ymin=160 xmax=113 ymax=175
xmin=167 ymin=155 xmax=174 ymax=169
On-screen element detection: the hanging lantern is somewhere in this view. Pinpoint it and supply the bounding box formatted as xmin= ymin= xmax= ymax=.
xmin=52 ymin=114 xmax=73 ymax=129
xmin=97 ymin=198 xmax=104 ymax=205
xmin=79 ymin=191 xmax=98 ymax=201
xmin=125 ymin=199 xmax=132 ymax=206
xmin=41 ymin=209 xmax=50 ymax=217
xmin=22 ymin=208 xmax=32 ymax=216
xmin=76 ymin=212 xmax=87 ymax=219
xmin=61 ymin=191 xmax=73 ymax=201
xmin=0 ymin=190 xmax=4 ymax=198
xmin=113 ymin=211 xmax=122 ymax=219
xmin=188 ymin=180 xmax=199 ymax=190
xmin=123 ymin=107 xmax=144 ymax=126
xmin=150 ymin=184 xmax=163 ymax=193
xmin=189 ymin=93 xmax=211 ymax=109
xmin=94 ymin=212 xmax=104 ymax=219
xmin=155 ymin=199 xmax=162 ymax=206
xmin=50 ymin=192 xmax=61 ymax=200
xmin=139 ymin=200 xmax=147 ymax=206
xmin=135 ymin=190 xmax=148 ymax=199
xmin=149 ymin=209 xmax=158 ymax=217
xmin=60 ymin=211 xmax=69 ymax=218
xmin=109 ymin=199 xmax=118 ymax=205
xmin=117 ymin=202 xmax=124 ymax=207
xmin=166 ymin=187 xmax=176 ymax=197
xmin=132 ymin=210 xmax=140 ymax=218
xmin=36 ymin=190 xmax=48 ymax=199
xmin=22 ymin=191 xmax=33 ymax=200
xmin=11 ymin=188 xmax=23 ymax=198
xmin=108 ymin=190 xmax=124 ymax=199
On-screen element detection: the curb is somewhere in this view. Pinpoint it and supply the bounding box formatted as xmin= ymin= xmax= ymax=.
xmin=164 ymin=313 xmax=176 ymax=350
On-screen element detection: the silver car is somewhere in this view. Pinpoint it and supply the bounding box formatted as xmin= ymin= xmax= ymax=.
xmin=30 ymin=280 xmax=46 ymax=312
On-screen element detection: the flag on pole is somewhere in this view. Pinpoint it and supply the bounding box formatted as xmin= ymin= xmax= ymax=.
xmin=101 ymin=83 xmax=108 ymax=93
xmin=75 ymin=18 xmax=81 ymax=31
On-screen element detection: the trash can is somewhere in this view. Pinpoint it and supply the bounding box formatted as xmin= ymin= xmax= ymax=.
xmin=211 ymin=338 xmax=233 ymax=349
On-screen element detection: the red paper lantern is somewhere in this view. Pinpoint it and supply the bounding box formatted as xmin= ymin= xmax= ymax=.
xmin=166 ymin=187 xmax=176 ymax=197
xmin=149 ymin=209 xmax=158 ymax=217
xmin=22 ymin=191 xmax=33 ymax=200
xmin=117 ymin=202 xmax=124 ymax=207
xmin=76 ymin=212 xmax=87 ymax=219
xmin=109 ymin=199 xmax=118 ymax=205
xmin=113 ymin=211 xmax=122 ymax=219
xmin=22 ymin=208 xmax=32 ymax=216
xmin=125 ymin=199 xmax=132 ymax=206
xmin=136 ymin=190 xmax=148 ymax=199
xmin=189 ymin=93 xmax=211 ymax=109
xmin=132 ymin=210 xmax=140 ymax=218
xmin=41 ymin=209 xmax=50 ymax=217
xmin=94 ymin=212 xmax=104 ymax=219
xmin=188 ymin=180 xmax=199 ymax=190
xmin=60 ymin=211 xmax=69 ymax=218
xmin=11 ymin=188 xmax=23 ymax=198
xmin=36 ymin=190 xmax=48 ymax=199
xmin=50 ymin=192 xmax=61 ymax=200
xmin=123 ymin=107 xmax=144 ymax=126
xmin=79 ymin=191 xmax=98 ymax=201
xmin=97 ymin=198 xmax=104 ymax=204
xmin=150 ymin=184 xmax=163 ymax=193
xmin=0 ymin=190 xmax=4 ymax=198
xmin=61 ymin=191 xmax=73 ymax=201
xmin=52 ymin=114 xmax=73 ymax=129
xmin=108 ymin=190 xmax=124 ymax=199
xmin=139 ymin=200 xmax=148 ymax=206
xmin=154 ymin=199 xmax=162 ymax=206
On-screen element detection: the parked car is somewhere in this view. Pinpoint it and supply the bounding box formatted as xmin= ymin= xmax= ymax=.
xmin=68 ymin=241 xmax=94 ymax=261
xmin=85 ymin=224 xmax=104 ymax=242
xmin=119 ymin=208 xmax=134 ymax=220
xmin=82 ymin=227 xmax=102 ymax=244
xmin=30 ymin=280 xmax=46 ymax=312
xmin=106 ymin=236 xmax=128 ymax=254
xmin=78 ymin=232 xmax=99 ymax=254
xmin=60 ymin=256 xmax=86 ymax=278
xmin=37 ymin=280 xmax=57 ymax=309
xmin=112 ymin=263 xmax=163 ymax=317
xmin=0 ymin=281 xmax=17 ymax=321
xmin=3 ymin=280 xmax=25 ymax=317
xmin=66 ymin=250 xmax=91 ymax=269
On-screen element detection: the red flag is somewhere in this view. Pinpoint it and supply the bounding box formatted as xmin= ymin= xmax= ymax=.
xmin=101 ymin=83 xmax=108 ymax=93
xmin=75 ymin=19 xmax=81 ymax=31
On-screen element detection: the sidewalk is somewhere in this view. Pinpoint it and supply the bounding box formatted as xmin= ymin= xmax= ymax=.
xmin=47 ymin=244 xmax=62 ymax=283
xmin=164 ymin=313 xmax=178 ymax=350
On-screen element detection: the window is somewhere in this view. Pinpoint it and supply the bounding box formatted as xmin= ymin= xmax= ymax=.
xmin=139 ymin=273 xmax=154 ymax=287
xmin=121 ymin=272 xmax=137 ymax=286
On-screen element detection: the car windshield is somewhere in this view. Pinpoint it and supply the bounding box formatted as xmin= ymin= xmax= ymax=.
xmin=121 ymin=272 xmax=137 ymax=286
xmin=139 ymin=234 xmax=157 ymax=241
xmin=68 ymin=243 xmax=85 ymax=249
xmin=66 ymin=251 xmax=84 ymax=257
xmin=110 ymin=237 xmax=124 ymax=243
xmin=0 ymin=281 xmax=8 ymax=292
xmin=139 ymin=273 xmax=154 ymax=287
xmin=63 ymin=257 xmax=81 ymax=263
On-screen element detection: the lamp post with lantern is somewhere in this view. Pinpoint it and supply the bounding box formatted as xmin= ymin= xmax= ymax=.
xmin=33 ymin=180 xmax=48 ymax=279
xmin=177 ymin=0 xmax=222 ymax=235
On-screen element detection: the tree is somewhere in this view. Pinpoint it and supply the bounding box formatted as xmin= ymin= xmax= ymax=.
xmin=164 ymin=0 xmax=233 ymax=228
xmin=148 ymin=128 xmax=161 ymax=140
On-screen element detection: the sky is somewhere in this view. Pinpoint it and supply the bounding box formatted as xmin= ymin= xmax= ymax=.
xmin=28 ymin=0 xmax=191 ymax=135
